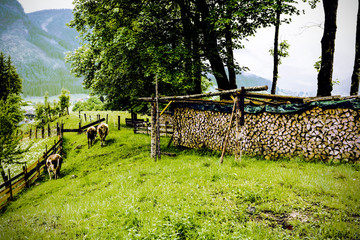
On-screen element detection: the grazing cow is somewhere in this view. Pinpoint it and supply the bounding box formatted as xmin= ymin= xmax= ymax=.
xmin=46 ymin=154 xmax=62 ymax=180
xmin=86 ymin=126 xmax=97 ymax=149
xmin=97 ymin=122 xmax=109 ymax=147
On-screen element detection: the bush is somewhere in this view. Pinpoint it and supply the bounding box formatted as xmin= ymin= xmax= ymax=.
xmin=73 ymin=97 xmax=104 ymax=112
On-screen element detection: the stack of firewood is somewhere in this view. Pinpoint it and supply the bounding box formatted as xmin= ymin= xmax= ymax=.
xmin=172 ymin=106 xmax=360 ymax=162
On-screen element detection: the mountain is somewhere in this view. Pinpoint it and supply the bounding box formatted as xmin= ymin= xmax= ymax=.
xmin=0 ymin=0 xmax=86 ymax=96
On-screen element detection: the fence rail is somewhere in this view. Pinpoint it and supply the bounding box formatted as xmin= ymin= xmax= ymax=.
xmin=0 ymin=138 xmax=63 ymax=209
xmin=134 ymin=122 xmax=174 ymax=137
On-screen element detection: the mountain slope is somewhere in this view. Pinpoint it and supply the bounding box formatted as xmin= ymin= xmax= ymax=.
xmin=0 ymin=0 xmax=86 ymax=96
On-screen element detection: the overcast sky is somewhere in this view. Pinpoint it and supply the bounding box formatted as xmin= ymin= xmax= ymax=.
xmin=17 ymin=0 xmax=358 ymax=95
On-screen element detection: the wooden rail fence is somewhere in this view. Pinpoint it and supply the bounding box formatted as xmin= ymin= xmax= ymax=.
xmin=0 ymin=138 xmax=63 ymax=209
xmin=134 ymin=121 xmax=174 ymax=137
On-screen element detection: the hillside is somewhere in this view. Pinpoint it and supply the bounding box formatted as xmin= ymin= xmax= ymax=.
xmin=0 ymin=0 xmax=86 ymax=96
xmin=0 ymin=111 xmax=359 ymax=239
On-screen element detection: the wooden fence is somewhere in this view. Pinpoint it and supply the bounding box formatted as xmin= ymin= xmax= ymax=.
xmin=134 ymin=121 xmax=174 ymax=137
xmin=0 ymin=137 xmax=63 ymax=209
xmin=62 ymin=118 xmax=105 ymax=134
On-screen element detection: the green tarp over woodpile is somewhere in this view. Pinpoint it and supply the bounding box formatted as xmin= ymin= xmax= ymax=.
xmin=173 ymin=99 xmax=360 ymax=114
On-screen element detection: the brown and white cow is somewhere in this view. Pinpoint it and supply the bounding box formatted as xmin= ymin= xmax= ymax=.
xmin=86 ymin=126 xmax=97 ymax=149
xmin=97 ymin=122 xmax=109 ymax=147
xmin=46 ymin=154 xmax=62 ymax=180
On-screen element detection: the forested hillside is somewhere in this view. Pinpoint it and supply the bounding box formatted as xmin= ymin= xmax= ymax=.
xmin=0 ymin=0 xmax=86 ymax=96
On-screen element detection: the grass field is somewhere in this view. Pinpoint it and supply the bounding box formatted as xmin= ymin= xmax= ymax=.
xmin=0 ymin=111 xmax=359 ymax=239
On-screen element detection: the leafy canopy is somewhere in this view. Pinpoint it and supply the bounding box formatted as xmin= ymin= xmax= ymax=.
xmin=68 ymin=0 xmax=301 ymax=112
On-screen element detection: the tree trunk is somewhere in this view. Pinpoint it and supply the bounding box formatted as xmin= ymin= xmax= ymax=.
xmin=195 ymin=0 xmax=230 ymax=95
xmin=317 ymin=0 xmax=338 ymax=97
xmin=0 ymin=163 xmax=7 ymax=183
xmin=271 ymin=0 xmax=281 ymax=95
xmin=351 ymin=1 xmax=360 ymax=96
xmin=225 ymin=21 xmax=237 ymax=89
xmin=178 ymin=0 xmax=202 ymax=94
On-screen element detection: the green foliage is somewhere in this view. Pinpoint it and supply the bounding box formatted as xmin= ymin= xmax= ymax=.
xmin=314 ymin=56 xmax=322 ymax=73
xmin=269 ymin=40 xmax=290 ymax=65
xmin=72 ymin=96 xmax=104 ymax=112
xmin=0 ymin=95 xmax=26 ymax=180
xmin=59 ymin=89 xmax=70 ymax=115
xmin=0 ymin=52 xmax=27 ymax=180
xmin=68 ymin=0 xmax=302 ymax=112
xmin=0 ymin=52 xmax=22 ymax=101
xmin=34 ymin=92 xmax=63 ymax=127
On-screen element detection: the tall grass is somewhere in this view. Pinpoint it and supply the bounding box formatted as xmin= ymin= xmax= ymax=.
xmin=0 ymin=111 xmax=359 ymax=239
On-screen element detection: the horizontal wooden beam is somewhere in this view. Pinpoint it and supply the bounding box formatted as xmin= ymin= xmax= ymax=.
xmin=138 ymin=85 xmax=268 ymax=102
xmin=244 ymin=92 xmax=305 ymax=102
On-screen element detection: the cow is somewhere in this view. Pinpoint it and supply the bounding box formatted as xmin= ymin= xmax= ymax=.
xmin=97 ymin=122 xmax=109 ymax=147
xmin=86 ymin=126 xmax=97 ymax=149
xmin=46 ymin=154 xmax=62 ymax=180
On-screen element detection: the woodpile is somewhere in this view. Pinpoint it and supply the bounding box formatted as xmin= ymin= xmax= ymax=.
xmin=172 ymin=106 xmax=360 ymax=162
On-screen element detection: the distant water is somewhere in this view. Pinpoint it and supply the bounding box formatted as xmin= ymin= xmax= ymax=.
xmin=23 ymin=94 xmax=90 ymax=104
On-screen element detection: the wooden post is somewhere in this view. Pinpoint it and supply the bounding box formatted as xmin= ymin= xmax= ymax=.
xmin=48 ymin=124 xmax=51 ymax=137
xmin=23 ymin=164 xmax=28 ymax=188
xmin=45 ymin=144 xmax=47 ymax=155
xmin=35 ymin=127 xmax=37 ymax=139
xmin=89 ymin=116 xmax=92 ymax=122
xmin=235 ymin=87 xmax=245 ymax=161
xmin=79 ymin=111 xmax=81 ymax=119
xmin=42 ymin=126 xmax=45 ymax=139
xmin=151 ymin=102 xmax=157 ymax=159
xmin=56 ymin=122 xmax=59 ymax=136
xmin=156 ymin=76 xmax=161 ymax=160
xmin=79 ymin=120 xmax=82 ymax=134
xmin=106 ymin=114 xmax=108 ymax=124
xmin=7 ymin=169 xmax=12 ymax=201
xmin=165 ymin=122 xmax=168 ymax=137
xmin=84 ymin=113 xmax=87 ymax=122
xmin=60 ymin=123 xmax=64 ymax=138
xmin=29 ymin=127 xmax=32 ymax=139
xmin=220 ymin=99 xmax=236 ymax=164
xmin=118 ymin=116 xmax=121 ymax=130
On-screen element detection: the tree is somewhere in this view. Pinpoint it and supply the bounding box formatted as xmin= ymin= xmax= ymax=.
xmin=0 ymin=53 xmax=22 ymax=101
xmin=317 ymin=0 xmax=339 ymax=96
xmin=351 ymin=0 xmax=360 ymax=96
xmin=268 ymin=0 xmax=299 ymax=94
xmin=59 ymin=89 xmax=70 ymax=115
xmin=0 ymin=52 xmax=27 ymax=182
xmin=270 ymin=40 xmax=290 ymax=94
xmin=68 ymin=0 xmax=299 ymax=108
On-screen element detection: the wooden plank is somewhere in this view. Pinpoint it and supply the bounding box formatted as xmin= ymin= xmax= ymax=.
xmin=245 ymin=92 xmax=305 ymax=102
xmin=138 ymin=85 xmax=268 ymax=102
xmin=80 ymin=118 xmax=105 ymax=130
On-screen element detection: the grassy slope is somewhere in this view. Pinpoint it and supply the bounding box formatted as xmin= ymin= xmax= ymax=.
xmin=0 ymin=112 xmax=359 ymax=239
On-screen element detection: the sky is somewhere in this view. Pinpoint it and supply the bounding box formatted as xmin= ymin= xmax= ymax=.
xmin=17 ymin=0 xmax=358 ymax=95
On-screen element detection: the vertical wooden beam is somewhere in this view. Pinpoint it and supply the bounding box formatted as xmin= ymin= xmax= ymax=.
xmin=151 ymin=102 xmax=157 ymax=159
xmin=240 ymin=86 xmax=245 ymax=126
xmin=220 ymin=99 xmax=236 ymax=164
xmin=7 ymin=169 xmax=12 ymax=201
xmin=118 ymin=116 xmax=121 ymax=130
xmin=156 ymin=76 xmax=161 ymax=160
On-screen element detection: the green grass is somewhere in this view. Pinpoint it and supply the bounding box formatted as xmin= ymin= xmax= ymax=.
xmin=0 ymin=112 xmax=360 ymax=239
